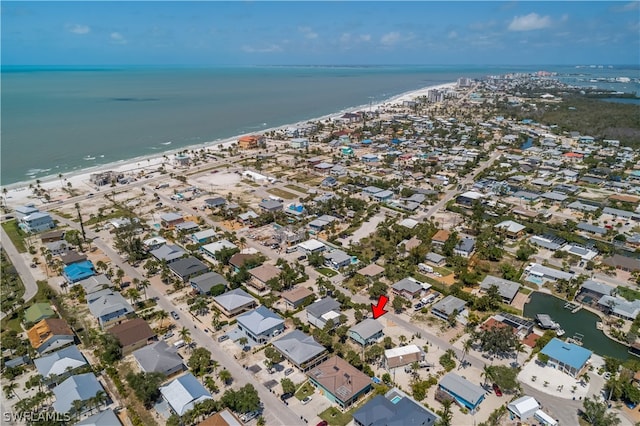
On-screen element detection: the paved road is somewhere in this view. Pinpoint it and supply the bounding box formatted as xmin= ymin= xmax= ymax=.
xmin=1 ymin=227 xmax=39 ymax=316
xmin=50 ymin=214 xmax=304 ymax=426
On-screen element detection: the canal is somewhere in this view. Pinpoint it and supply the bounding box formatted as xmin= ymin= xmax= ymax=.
xmin=524 ymin=292 xmax=631 ymax=360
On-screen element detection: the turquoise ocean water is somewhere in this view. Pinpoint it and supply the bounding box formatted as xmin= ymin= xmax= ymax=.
xmin=2 ymin=65 xmax=638 ymax=185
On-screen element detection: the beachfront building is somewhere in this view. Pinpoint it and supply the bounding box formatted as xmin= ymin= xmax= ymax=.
xmin=290 ymin=138 xmax=309 ymax=149
xmin=540 ymin=338 xmax=592 ymax=378
xmin=272 ymin=330 xmax=328 ymax=372
xmin=308 ymin=356 xmax=372 ymax=409
xmin=237 ymin=135 xmax=264 ymax=150
xmin=19 ymin=211 xmax=55 ymax=233
xmin=438 ymin=372 xmax=485 ymax=413
xmin=353 ymin=388 xmax=439 ymax=426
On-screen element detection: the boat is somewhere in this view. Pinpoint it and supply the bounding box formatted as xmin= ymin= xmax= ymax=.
xmin=535 ymin=314 xmax=560 ymax=330
xmin=556 ymin=328 xmax=565 ymax=337
xmin=596 ymin=322 xmax=604 ymax=330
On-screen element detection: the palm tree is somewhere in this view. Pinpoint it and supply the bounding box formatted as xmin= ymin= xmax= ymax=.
xmin=72 ymin=399 xmax=85 ymax=420
xmin=219 ymin=369 xmax=232 ymax=386
xmin=125 ymin=288 xmax=141 ymax=306
xmin=514 ymin=341 xmax=525 ymax=366
xmin=139 ymin=279 xmax=150 ymax=300
xmin=3 ymin=382 xmax=20 ymax=400
xmin=210 ymin=360 xmax=220 ymax=375
xmin=95 ymin=260 xmax=108 ymax=274
xmin=238 ymin=336 xmax=249 ymax=347
xmin=204 ymin=376 xmax=219 ymax=394
xmin=94 ymin=390 xmax=107 ymax=410
xmin=460 ymin=339 xmax=473 ymax=367
xmin=481 ymin=365 xmax=493 ymax=387
xmin=157 ymin=310 xmax=169 ymax=329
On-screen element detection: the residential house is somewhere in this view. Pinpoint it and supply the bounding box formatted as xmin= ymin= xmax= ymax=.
xmin=236 ymin=306 xmax=285 ymax=344
xmin=577 ymin=223 xmax=607 ymax=236
xmin=494 ymin=220 xmax=526 ymax=239
xmin=248 ymin=264 xmax=281 ymax=293
xmin=578 ymin=280 xmax=615 ymax=304
xmin=45 ymin=240 xmax=70 ymax=256
xmin=27 ymin=318 xmax=75 ymax=354
xmin=431 ymin=230 xmax=450 ymax=251
xmin=372 ymin=190 xmax=394 ymax=202
xmin=34 ymin=345 xmax=88 ymax=385
xmin=298 ymin=239 xmax=326 ymax=255
xmin=160 ymin=212 xmax=184 ymax=229
xmin=357 ymin=264 xmax=385 ymax=280
xmin=308 ymin=356 xmax=372 ymax=409
xmin=190 ymin=272 xmax=228 ymax=295
xmin=201 ymin=240 xmax=238 ymax=260
xmin=431 ymin=295 xmax=467 ymax=323
xmin=602 ymin=254 xmax=640 ymax=273
xmin=391 ymin=277 xmax=424 ymax=299
xmin=191 ymin=229 xmax=217 ymax=245
xmin=53 ymin=373 xmax=105 ymax=414
xmin=425 ymin=252 xmax=446 ymax=266
xmin=455 ymin=191 xmax=483 ymax=207
xmin=76 ymin=409 xmax=123 ymax=426
xmin=87 ymin=290 xmax=134 ymax=329
xmin=197 ymin=409 xmax=242 ymax=426
xmin=212 ymin=288 xmax=257 ymax=317
xmin=150 ymin=244 xmax=186 ymax=263
xmin=63 ymin=260 xmax=95 ymax=284
xmin=237 ymin=135 xmax=264 ymax=150
xmin=540 ymin=338 xmax=592 ymax=378
xmin=169 ymin=257 xmax=209 ymax=282
xmin=78 ymin=274 xmax=113 ymax=295
xmin=308 ymin=215 xmax=338 ymax=232
xmin=40 ymin=229 xmax=66 ymax=243
xmin=479 ymin=276 xmax=520 ymax=304
xmin=133 ymin=341 xmax=184 ymax=377
xmin=353 ymin=388 xmax=439 ymax=426
xmin=453 ymin=237 xmax=475 ymax=258
xmin=24 ymin=303 xmax=56 ymax=324
xmin=384 ymin=345 xmax=425 ymax=369
xmin=175 ymin=221 xmax=199 ymax=233
xmin=259 ymin=199 xmax=283 ymax=213
xmin=160 ymin=373 xmax=213 ymax=416
xmin=348 ymin=319 xmax=384 ymax=346
xmin=60 ymin=251 xmax=88 ymax=266
xmin=525 ymin=263 xmax=574 ymax=285
xmin=598 ymin=296 xmax=640 ymax=320
xmin=306 ymin=297 xmax=341 ymax=329
xmin=438 ymin=373 xmax=485 ymax=413
xmin=15 ymin=204 xmax=39 ymax=220
xmin=507 ymin=396 xmax=540 ymax=422
xmin=20 ymin=211 xmax=55 ymax=233
xmin=281 ymin=287 xmax=314 ymax=309
xmin=204 ymin=197 xmax=226 ymax=209
xmin=273 ymin=330 xmax=328 ymax=372
xmin=143 ymin=236 xmax=167 ymax=251
xmin=108 ymin=318 xmax=156 ymax=355
xmin=290 ymin=138 xmax=309 ymax=149
xmin=228 ymin=253 xmax=259 ymax=271
xmin=324 ymin=249 xmax=352 ymax=270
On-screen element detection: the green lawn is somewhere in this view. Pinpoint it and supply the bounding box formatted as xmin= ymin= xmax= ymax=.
xmin=266 ymin=188 xmax=298 ymax=200
xmin=318 ymin=407 xmax=354 ymax=426
xmin=295 ymin=382 xmax=314 ymax=400
xmin=317 ymin=267 xmax=338 ymax=278
xmin=519 ymin=287 xmax=533 ymax=295
xmin=1 ymin=314 xmax=23 ymax=333
xmin=433 ymin=265 xmax=453 ymax=276
xmin=284 ymin=184 xmax=308 ymax=194
xmin=617 ymin=286 xmax=640 ymax=302
xmin=1 ymin=220 xmax=27 ymax=253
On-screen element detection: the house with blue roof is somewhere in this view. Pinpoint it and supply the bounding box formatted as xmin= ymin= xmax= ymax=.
xmin=53 ymin=373 xmax=106 ymax=414
xmin=540 ymin=338 xmax=592 ymax=378
xmin=353 ymin=388 xmax=439 ymax=426
xmin=160 ymin=373 xmax=212 ymax=416
xmin=63 ymin=261 xmax=95 ymax=283
xmin=438 ymin=372 xmax=485 ymax=413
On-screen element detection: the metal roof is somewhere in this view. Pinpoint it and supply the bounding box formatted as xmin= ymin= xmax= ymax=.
xmin=53 ymin=373 xmax=103 ymax=413
xmin=133 ymin=341 xmax=183 ymax=375
xmin=272 ymin=330 xmax=326 ymax=366
xmin=213 ymin=288 xmax=256 ymax=312
xmin=160 ymin=373 xmax=212 ymax=416
xmin=34 ymin=345 xmax=87 ymax=378
xmin=439 ymin=373 xmax=485 ymax=406
xmin=349 ymin=319 xmax=383 ymax=340
xmin=237 ymin=306 xmax=284 ymax=335
xmin=540 ymin=338 xmax=592 ymax=370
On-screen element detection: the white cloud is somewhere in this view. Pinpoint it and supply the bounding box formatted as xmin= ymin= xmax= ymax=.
xmin=110 ymin=32 xmax=128 ymax=44
xmin=380 ymin=31 xmax=401 ymax=46
xmin=614 ymin=2 xmax=639 ymax=12
xmin=508 ymin=13 xmax=551 ymax=31
xmin=242 ymin=44 xmax=283 ymax=53
xmin=360 ymin=34 xmax=371 ymax=42
xmin=447 ymin=31 xmax=458 ymax=39
xmin=67 ymin=24 xmax=90 ymax=35
xmin=298 ymin=26 xmax=318 ymax=39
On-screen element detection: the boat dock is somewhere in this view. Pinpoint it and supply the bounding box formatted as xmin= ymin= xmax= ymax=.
xmin=564 ymin=302 xmax=582 ymax=313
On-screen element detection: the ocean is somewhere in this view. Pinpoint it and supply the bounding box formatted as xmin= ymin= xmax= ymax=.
xmin=1 ymin=65 xmax=638 ymax=186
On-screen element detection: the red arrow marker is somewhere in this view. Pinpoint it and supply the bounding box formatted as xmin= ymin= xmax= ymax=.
xmin=371 ymin=295 xmax=389 ymax=319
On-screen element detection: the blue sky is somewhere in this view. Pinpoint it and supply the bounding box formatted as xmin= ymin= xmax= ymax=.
xmin=2 ymin=1 xmax=639 ymax=66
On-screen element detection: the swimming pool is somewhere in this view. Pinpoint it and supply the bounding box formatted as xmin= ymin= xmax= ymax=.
xmin=526 ymin=275 xmax=544 ymax=286
xmin=390 ymin=395 xmax=402 ymax=404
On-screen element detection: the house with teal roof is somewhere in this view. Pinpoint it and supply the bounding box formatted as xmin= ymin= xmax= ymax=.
xmin=63 ymin=261 xmax=95 ymax=283
xmin=540 ymin=338 xmax=592 ymax=378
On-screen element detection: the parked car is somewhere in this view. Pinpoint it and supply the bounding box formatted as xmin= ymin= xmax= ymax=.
xmin=240 ymin=410 xmax=261 ymax=423
xmin=316 ymin=421 xmax=328 ymax=426
xmin=217 ymin=335 xmax=229 ymax=342
xmin=284 ymin=368 xmax=294 ymax=376
xmin=162 ymin=331 xmax=174 ymax=340
xmin=280 ymin=392 xmax=294 ymax=401
xmin=170 ymin=311 xmax=180 ymax=320
xmin=413 ymin=303 xmax=423 ymax=311
xmin=301 ymin=396 xmax=312 ymax=405
xmin=492 ymin=383 xmax=502 ymax=397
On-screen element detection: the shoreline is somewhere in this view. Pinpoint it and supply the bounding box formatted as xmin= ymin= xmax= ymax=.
xmin=1 ymin=81 xmax=456 ymax=203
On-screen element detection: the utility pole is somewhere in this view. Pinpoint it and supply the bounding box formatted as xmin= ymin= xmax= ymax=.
xmin=75 ymin=203 xmax=86 ymax=250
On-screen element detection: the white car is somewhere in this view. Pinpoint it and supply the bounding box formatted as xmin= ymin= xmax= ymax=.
xmin=301 ymin=396 xmax=313 ymax=405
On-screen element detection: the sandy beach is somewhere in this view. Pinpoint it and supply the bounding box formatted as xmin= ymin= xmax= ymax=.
xmin=2 ymin=81 xmax=456 ymax=208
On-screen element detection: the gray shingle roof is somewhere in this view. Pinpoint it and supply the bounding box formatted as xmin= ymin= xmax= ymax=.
xmin=392 ymin=278 xmax=423 ymax=294
xmin=353 ymin=389 xmax=439 ymax=426
xmin=581 ymin=280 xmax=615 ymax=296
xmin=480 ymin=276 xmax=520 ymax=301
xmin=432 ymin=295 xmax=466 ymax=316
xmin=190 ymin=271 xmax=227 ymax=293
xmin=87 ymin=291 xmax=133 ymax=320
xmin=272 ymin=330 xmax=326 ymax=366
xmin=133 ymin=341 xmax=184 ymax=375
xmin=306 ymin=297 xmax=341 ymax=319
xmin=150 ymin=244 xmax=186 ymax=262
xmin=76 ymin=409 xmax=122 ymax=426
xmin=169 ymin=257 xmax=209 ymax=280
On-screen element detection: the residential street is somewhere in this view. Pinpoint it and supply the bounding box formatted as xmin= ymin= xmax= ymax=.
xmin=1 ymin=227 xmax=39 ymax=313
